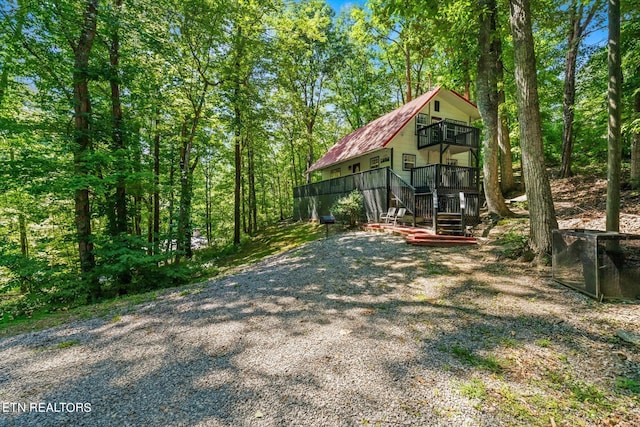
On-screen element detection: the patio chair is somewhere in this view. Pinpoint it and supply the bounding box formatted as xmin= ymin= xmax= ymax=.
xmin=380 ymin=207 xmax=396 ymax=223
xmin=392 ymin=207 xmax=407 ymax=226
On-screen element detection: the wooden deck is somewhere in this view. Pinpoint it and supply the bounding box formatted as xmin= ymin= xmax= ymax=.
xmin=362 ymin=223 xmax=477 ymax=247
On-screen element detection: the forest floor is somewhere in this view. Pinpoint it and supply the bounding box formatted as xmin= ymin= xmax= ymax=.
xmin=0 ymin=171 xmax=639 ymax=426
xmin=550 ymin=170 xmax=640 ymax=234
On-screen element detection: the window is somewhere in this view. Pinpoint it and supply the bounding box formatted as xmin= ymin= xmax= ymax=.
xmin=330 ymin=168 xmax=341 ymax=178
xmin=402 ymin=154 xmax=416 ymax=171
xmin=380 ymin=155 xmax=390 ymax=164
xmin=370 ymin=156 xmax=379 ymax=169
xmin=434 ymin=100 xmax=440 ymax=112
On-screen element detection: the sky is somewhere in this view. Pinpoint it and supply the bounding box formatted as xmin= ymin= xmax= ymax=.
xmin=324 ymin=0 xmax=608 ymax=48
xmin=326 ymin=0 xmax=365 ymax=13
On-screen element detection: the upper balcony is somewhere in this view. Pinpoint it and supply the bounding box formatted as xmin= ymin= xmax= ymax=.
xmin=416 ymin=116 xmax=480 ymax=151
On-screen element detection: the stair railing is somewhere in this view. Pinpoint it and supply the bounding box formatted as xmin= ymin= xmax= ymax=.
xmin=388 ymin=169 xmax=416 ymax=223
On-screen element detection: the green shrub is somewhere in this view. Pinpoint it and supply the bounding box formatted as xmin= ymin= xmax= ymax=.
xmin=498 ymin=231 xmax=529 ymax=260
xmin=94 ymin=234 xmax=191 ymax=298
xmin=331 ymin=190 xmax=365 ymax=227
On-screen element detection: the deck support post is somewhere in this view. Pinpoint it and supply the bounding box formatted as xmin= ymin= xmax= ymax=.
xmin=413 ymin=193 xmax=417 ymax=227
xmin=432 ymin=189 xmax=438 ymax=233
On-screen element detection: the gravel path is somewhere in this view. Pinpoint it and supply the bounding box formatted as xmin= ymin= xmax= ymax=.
xmin=1 ymin=231 xmax=639 ymax=426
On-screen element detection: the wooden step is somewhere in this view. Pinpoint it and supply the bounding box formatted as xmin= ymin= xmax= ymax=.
xmin=406 ymin=238 xmax=476 ymax=247
xmin=409 ymin=233 xmax=476 ymax=242
xmin=436 ymin=212 xmax=463 ymax=236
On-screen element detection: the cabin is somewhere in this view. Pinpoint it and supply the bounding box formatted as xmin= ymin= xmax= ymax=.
xmin=293 ymin=87 xmax=482 ymax=234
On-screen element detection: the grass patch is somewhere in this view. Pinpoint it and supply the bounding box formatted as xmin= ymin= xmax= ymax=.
xmin=499 ymin=337 xmax=522 ymax=348
xmin=35 ymin=340 xmax=81 ymax=352
xmin=615 ymin=377 xmax=640 ymax=395
xmin=202 ymin=221 xmax=326 ymax=273
xmin=425 ymin=263 xmax=450 ymax=275
xmin=459 ymin=378 xmax=488 ymax=400
xmin=55 ymin=340 xmax=79 ymax=349
xmin=0 ymin=289 xmax=159 ymax=338
xmin=569 ymin=380 xmax=607 ymax=405
xmin=535 ymin=338 xmax=552 ymax=348
xmin=449 ymin=345 xmax=506 ymax=374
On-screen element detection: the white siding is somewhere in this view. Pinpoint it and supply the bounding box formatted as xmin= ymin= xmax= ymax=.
xmin=319 ymin=148 xmax=392 ymax=180
xmin=317 ymin=92 xmax=478 ymax=180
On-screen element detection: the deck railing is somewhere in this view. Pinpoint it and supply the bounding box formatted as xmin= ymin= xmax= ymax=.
xmin=417 ymin=120 xmax=480 ymax=150
xmin=293 ymin=167 xmax=388 ymax=198
xmin=388 ymin=169 xmax=415 ymax=214
xmin=411 ymin=164 xmax=478 ymax=193
xmin=293 ymin=165 xmax=480 ymax=225
xmin=414 ymin=192 xmax=480 ymax=225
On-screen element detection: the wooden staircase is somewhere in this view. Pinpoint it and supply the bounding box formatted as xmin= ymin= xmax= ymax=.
xmin=436 ymin=212 xmax=464 ymax=236
xmin=362 ymin=222 xmax=477 ymax=247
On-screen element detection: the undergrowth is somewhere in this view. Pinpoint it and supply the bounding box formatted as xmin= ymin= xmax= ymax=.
xmin=0 ymin=221 xmax=326 ymax=337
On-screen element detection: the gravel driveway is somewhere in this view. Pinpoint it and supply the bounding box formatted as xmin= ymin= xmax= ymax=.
xmin=1 ymin=231 xmax=639 ymax=426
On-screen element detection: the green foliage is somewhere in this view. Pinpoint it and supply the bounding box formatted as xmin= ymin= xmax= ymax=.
xmin=497 ymin=231 xmax=529 ymax=260
xmin=93 ymin=234 xmax=190 ymax=297
xmin=331 ymin=190 xmax=365 ymax=227
xmin=615 ymin=377 xmax=640 ymax=395
xmin=208 ymin=221 xmax=325 ymax=272
xmin=449 ymin=345 xmax=505 ymax=373
xmin=1 ymin=0 xmax=638 ymax=337
xmin=459 ymin=378 xmax=488 ymax=400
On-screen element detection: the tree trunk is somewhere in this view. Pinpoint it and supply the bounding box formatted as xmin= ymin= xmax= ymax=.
xmin=110 ymin=0 xmax=127 ymax=236
xmin=166 ymin=146 xmax=176 ymax=253
xmin=305 ymin=127 xmax=314 ymax=184
xmin=477 ymin=0 xmax=512 ymax=217
xmin=109 ymin=0 xmax=131 ymax=286
xmin=560 ymin=1 xmax=598 ymax=178
xmin=72 ymin=0 xmax=99 ymax=299
xmin=146 ymin=195 xmax=153 ymax=255
xmin=631 ymin=70 xmax=640 ymax=189
xmin=606 ymin=0 xmax=622 ymax=232
xmin=496 ymin=41 xmax=516 ymax=193
xmin=234 ymin=108 xmax=242 ymax=245
xmin=176 ymin=119 xmax=198 ymax=262
xmin=248 ymin=140 xmax=257 ymax=234
xmin=509 ymin=0 xmax=558 ymax=256
xmin=233 ymin=25 xmax=244 ymax=245
xmin=288 ymin=132 xmax=299 ymax=188
xmin=18 ymin=213 xmax=28 ymax=293
xmin=153 ymin=114 xmax=161 ymax=255
xmin=405 ymin=45 xmax=412 ymax=102
xmin=560 ymin=8 xmax=579 ymax=179
xmin=0 ymin=1 xmax=25 ymax=106
xmin=204 ymin=158 xmax=212 ymax=245
xmin=132 ymin=136 xmax=142 ymax=237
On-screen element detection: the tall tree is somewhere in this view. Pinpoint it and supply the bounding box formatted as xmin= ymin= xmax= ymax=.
xmin=559 ymin=0 xmax=602 ymax=178
xmin=331 ymin=6 xmax=395 ymax=130
xmin=632 ymin=80 xmax=640 ymax=187
xmin=274 ymin=0 xmax=342 ymax=182
xmin=168 ymin=0 xmax=223 ymax=260
xmin=369 ymin=0 xmax=437 ymax=104
xmin=509 ymin=0 xmax=558 ymax=256
xmin=606 ymin=0 xmax=621 ymax=232
xmin=222 ymin=1 xmax=272 ymax=245
xmin=496 ymin=39 xmax=516 ymax=194
xmin=72 ymin=0 xmax=100 ymax=297
xmin=108 ymin=0 xmax=127 ymax=236
xmin=477 ymin=0 xmax=512 ymax=217
xmin=622 ymin=0 xmax=640 ymax=188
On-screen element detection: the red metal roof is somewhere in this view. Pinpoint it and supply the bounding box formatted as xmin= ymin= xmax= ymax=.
xmin=307 ymin=88 xmax=441 ymax=173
